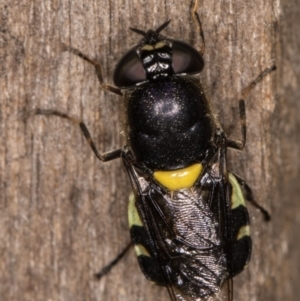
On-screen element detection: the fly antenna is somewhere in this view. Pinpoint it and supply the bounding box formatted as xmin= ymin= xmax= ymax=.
xmin=130 ymin=20 xmax=171 ymax=36
xmin=129 ymin=27 xmax=146 ymax=36
xmin=155 ymin=20 xmax=171 ymax=33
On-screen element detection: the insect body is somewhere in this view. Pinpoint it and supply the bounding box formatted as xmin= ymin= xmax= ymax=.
xmin=118 ymin=22 xmax=250 ymax=300
xmin=36 ymin=8 xmax=273 ymax=301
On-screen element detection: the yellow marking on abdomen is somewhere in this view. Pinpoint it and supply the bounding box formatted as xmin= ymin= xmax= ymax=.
xmin=153 ymin=163 xmax=203 ymax=191
xmin=237 ymin=225 xmax=250 ymax=240
xmin=134 ymin=244 xmax=151 ymax=257
xmin=229 ymin=173 xmax=246 ymax=209
xmin=128 ymin=193 xmax=143 ymax=227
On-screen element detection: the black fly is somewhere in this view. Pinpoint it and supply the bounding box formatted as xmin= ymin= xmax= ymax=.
xmin=34 ymin=1 xmax=274 ymax=300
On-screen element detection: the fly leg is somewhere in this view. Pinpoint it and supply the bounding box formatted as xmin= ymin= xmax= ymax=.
xmin=232 ymin=172 xmax=271 ymax=221
xmin=228 ymin=65 xmax=276 ymax=150
xmin=192 ymin=0 xmax=205 ymax=56
xmin=94 ymin=242 xmax=132 ymax=279
xmin=61 ymin=44 xmax=122 ymax=96
xmin=35 ymin=109 xmax=122 ymax=162
xmin=33 ymin=109 xmax=129 ymax=276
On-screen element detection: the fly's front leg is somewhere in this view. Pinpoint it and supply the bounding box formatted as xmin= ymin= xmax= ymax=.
xmin=228 ymin=65 xmax=276 ymax=150
xmin=192 ymin=0 xmax=205 ymax=56
xmin=61 ymin=44 xmax=122 ymax=96
xmin=35 ymin=109 xmax=122 ymax=162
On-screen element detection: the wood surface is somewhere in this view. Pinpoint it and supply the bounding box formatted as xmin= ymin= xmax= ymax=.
xmin=1 ymin=0 xmax=300 ymax=300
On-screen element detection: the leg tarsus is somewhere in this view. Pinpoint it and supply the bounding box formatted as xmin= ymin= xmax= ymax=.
xmin=233 ymin=173 xmax=271 ymax=221
xmin=61 ymin=43 xmax=122 ymax=96
xmin=228 ymin=65 xmax=276 ymax=151
xmin=94 ymin=242 xmax=132 ymax=279
xmin=227 ymin=277 xmax=234 ymax=301
xmin=228 ymin=100 xmax=246 ymax=150
xmin=242 ymin=65 xmax=276 ymax=99
xmin=35 ymin=109 xmax=122 ymax=162
xmin=192 ymin=0 xmax=205 ymax=56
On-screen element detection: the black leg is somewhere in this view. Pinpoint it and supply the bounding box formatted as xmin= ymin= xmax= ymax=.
xmin=94 ymin=242 xmax=132 ymax=279
xmin=233 ymin=172 xmax=271 ymax=221
xmin=227 ymin=277 xmax=234 ymax=301
xmin=241 ymin=66 xmax=276 ymax=100
xmin=227 ymin=100 xmax=246 ymax=150
xmin=35 ymin=109 xmax=122 ymax=162
xmin=228 ymin=65 xmax=276 ymax=151
xmin=61 ymin=44 xmax=122 ymax=96
xmin=192 ymin=0 xmax=205 ymax=56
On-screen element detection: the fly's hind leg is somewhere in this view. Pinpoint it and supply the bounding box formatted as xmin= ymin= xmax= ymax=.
xmin=233 ymin=172 xmax=271 ymax=221
xmin=35 ymin=109 xmax=122 ymax=162
xmin=227 ymin=65 xmax=276 ymax=150
xmin=94 ymin=242 xmax=132 ymax=279
xmin=192 ymin=0 xmax=205 ymax=55
xmin=61 ymin=44 xmax=122 ymax=96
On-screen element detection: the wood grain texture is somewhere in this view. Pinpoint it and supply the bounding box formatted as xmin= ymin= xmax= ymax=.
xmin=1 ymin=0 xmax=299 ymax=300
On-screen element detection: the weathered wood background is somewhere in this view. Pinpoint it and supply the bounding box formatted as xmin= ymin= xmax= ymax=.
xmin=1 ymin=0 xmax=300 ymax=300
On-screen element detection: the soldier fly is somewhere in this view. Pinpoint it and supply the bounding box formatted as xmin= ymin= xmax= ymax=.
xmin=34 ymin=1 xmax=274 ymax=300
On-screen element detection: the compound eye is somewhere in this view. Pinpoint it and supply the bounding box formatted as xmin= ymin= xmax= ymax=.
xmin=172 ymin=40 xmax=204 ymax=74
xmin=113 ymin=48 xmax=146 ymax=87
